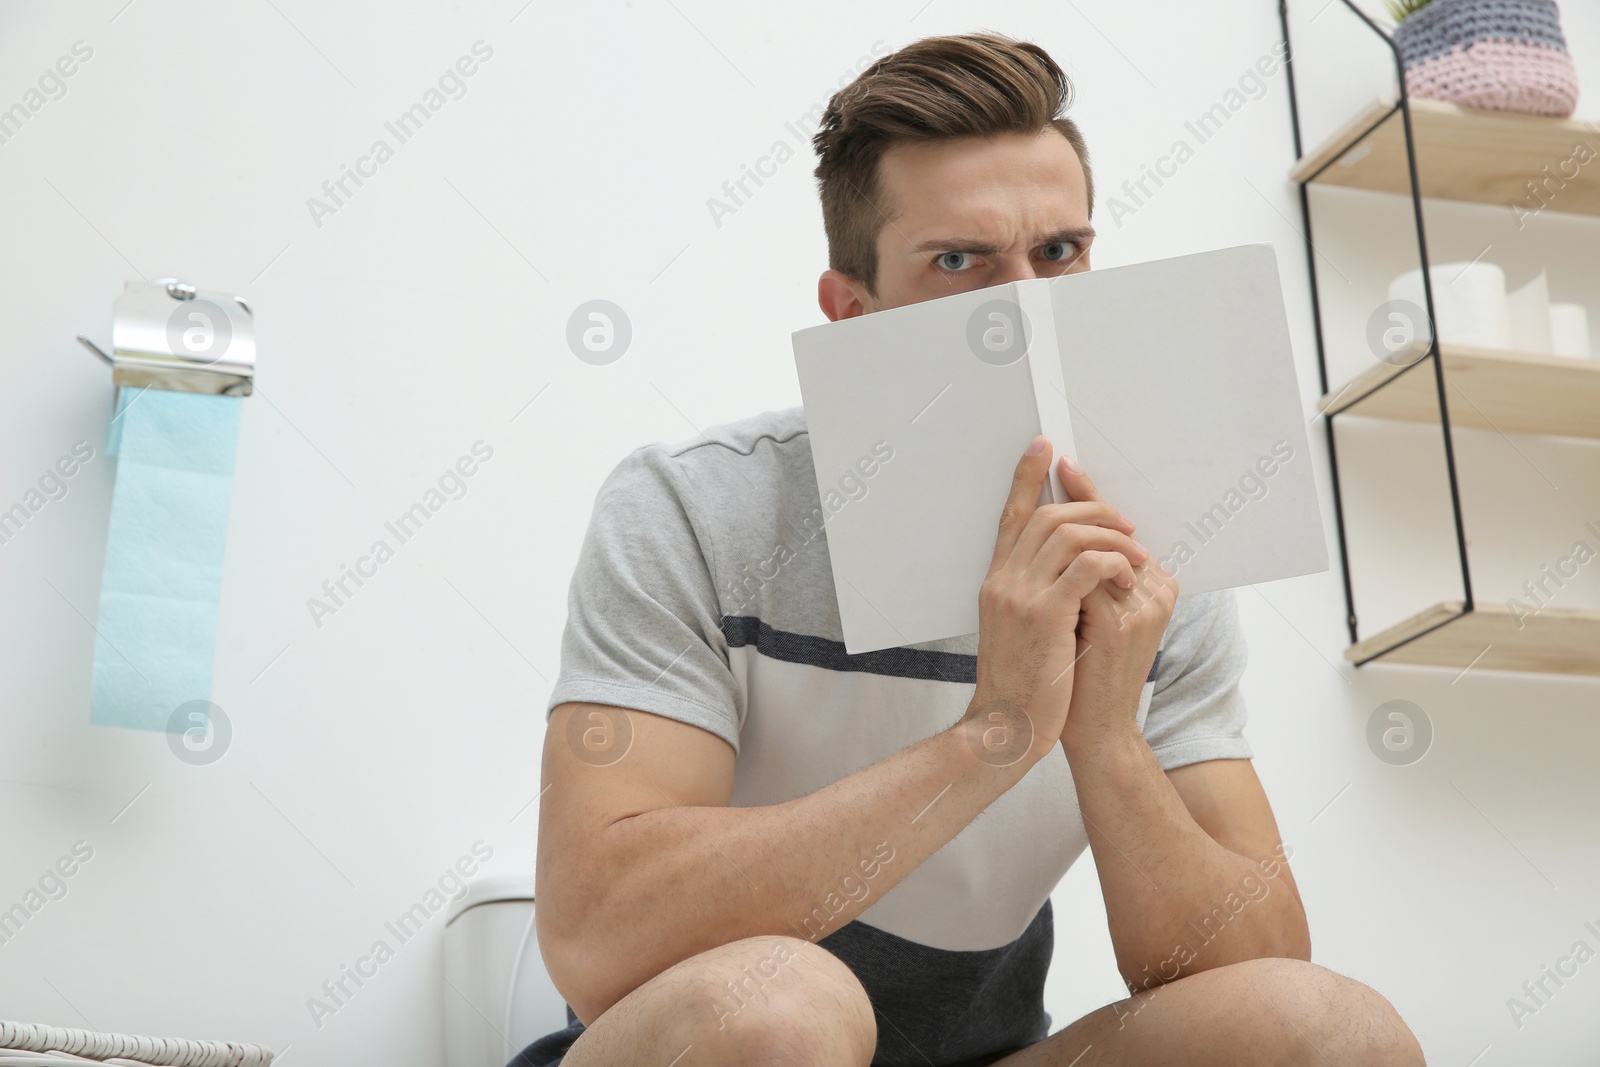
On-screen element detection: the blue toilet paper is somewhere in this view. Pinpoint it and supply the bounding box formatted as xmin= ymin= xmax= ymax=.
xmin=89 ymin=385 xmax=243 ymax=731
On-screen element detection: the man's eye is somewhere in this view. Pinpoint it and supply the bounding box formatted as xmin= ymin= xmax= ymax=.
xmin=1041 ymin=242 xmax=1072 ymax=262
xmin=936 ymin=251 xmax=975 ymax=272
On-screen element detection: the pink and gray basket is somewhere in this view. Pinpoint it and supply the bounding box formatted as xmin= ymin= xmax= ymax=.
xmin=1395 ymin=0 xmax=1579 ymax=116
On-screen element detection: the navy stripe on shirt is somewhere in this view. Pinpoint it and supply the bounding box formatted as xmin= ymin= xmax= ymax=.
xmin=721 ymin=615 xmax=1163 ymax=684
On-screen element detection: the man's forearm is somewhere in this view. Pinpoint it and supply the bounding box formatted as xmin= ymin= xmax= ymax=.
xmin=1063 ymin=722 xmax=1308 ymax=991
xmin=546 ymin=716 xmax=1033 ymax=1020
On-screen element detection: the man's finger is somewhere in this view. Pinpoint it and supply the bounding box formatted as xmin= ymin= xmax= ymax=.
xmin=1052 ymin=549 xmax=1136 ymax=605
xmin=1010 ymin=501 xmax=1137 ymax=569
xmin=1058 ymin=453 xmax=1105 ymax=505
xmin=1021 ymin=523 xmax=1147 ymax=590
xmin=992 ymin=434 xmax=1053 ymax=570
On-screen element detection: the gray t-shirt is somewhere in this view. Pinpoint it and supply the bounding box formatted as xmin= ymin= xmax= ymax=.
xmin=537 ymin=404 xmax=1253 ymax=1066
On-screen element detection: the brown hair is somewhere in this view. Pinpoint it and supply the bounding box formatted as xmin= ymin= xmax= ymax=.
xmin=811 ymin=32 xmax=1093 ymax=298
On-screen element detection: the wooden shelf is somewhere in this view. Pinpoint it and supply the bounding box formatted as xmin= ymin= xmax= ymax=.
xmin=1290 ymin=96 xmax=1600 ymax=218
xmin=1319 ymin=342 xmax=1600 ymax=440
xmin=1347 ymin=601 xmax=1600 ymax=674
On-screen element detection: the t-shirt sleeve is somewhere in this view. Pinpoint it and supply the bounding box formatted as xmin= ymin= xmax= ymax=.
xmin=545 ymin=445 xmax=744 ymax=753
xmin=1141 ymin=588 xmax=1253 ymax=771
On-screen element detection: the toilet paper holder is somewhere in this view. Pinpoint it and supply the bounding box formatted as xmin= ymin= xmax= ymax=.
xmin=75 ymin=278 xmax=255 ymax=396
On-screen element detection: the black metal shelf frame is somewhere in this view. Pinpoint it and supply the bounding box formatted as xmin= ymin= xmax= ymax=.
xmin=1276 ymin=0 xmax=1476 ymax=666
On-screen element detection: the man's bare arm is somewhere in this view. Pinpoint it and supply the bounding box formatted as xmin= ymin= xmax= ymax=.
xmin=1067 ymin=733 xmax=1310 ymax=994
xmin=536 ymin=701 xmax=1036 ymax=1025
xmin=1046 ymin=458 xmax=1310 ymax=993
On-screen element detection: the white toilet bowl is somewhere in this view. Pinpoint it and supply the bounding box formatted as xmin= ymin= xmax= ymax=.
xmin=444 ymin=875 xmax=572 ymax=1067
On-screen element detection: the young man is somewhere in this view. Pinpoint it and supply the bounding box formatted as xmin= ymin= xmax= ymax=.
xmin=517 ymin=32 xmax=1424 ymax=1067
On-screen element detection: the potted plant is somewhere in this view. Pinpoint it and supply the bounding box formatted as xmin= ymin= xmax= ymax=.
xmin=1386 ymin=0 xmax=1580 ymax=116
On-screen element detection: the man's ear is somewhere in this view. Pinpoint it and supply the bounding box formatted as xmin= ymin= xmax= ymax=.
xmin=818 ymin=269 xmax=874 ymax=322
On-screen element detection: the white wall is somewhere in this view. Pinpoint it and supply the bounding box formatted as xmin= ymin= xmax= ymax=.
xmin=2 ymin=0 xmax=1597 ymax=1063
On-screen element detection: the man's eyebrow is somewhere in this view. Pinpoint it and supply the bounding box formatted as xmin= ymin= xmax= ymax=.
xmin=906 ymin=226 xmax=1096 ymax=256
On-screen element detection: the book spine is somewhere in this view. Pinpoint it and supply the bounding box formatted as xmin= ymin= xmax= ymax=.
xmin=1017 ymin=279 xmax=1076 ymax=505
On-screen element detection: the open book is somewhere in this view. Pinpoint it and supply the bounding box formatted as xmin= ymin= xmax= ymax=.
xmin=792 ymin=242 xmax=1328 ymax=654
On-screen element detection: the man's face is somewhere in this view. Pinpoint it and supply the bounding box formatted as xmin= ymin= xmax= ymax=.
xmin=818 ymin=127 xmax=1093 ymax=319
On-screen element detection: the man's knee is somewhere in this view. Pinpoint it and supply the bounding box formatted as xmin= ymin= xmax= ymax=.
xmin=691 ymin=935 xmax=876 ymax=1063
xmin=1221 ymin=957 xmax=1423 ymax=1065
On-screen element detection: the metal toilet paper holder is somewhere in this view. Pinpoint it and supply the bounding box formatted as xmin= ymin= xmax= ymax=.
xmin=76 ymin=278 xmax=255 ymax=396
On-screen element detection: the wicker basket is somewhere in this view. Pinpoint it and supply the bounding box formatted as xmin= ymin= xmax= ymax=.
xmin=0 ymin=1022 xmax=273 ymax=1067
xmin=1394 ymin=0 xmax=1579 ymax=116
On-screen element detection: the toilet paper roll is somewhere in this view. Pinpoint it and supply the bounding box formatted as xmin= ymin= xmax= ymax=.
xmin=1507 ymin=270 xmax=1553 ymax=354
xmin=1550 ymin=303 xmax=1592 ymax=359
xmin=1387 ymin=261 xmax=1511 ymax=350
xmin=90 ymin=386 xmax=243 ymax=731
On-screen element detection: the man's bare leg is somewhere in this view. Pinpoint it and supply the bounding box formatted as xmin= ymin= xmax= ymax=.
xmin=994 ymin=957 xmax=1424 ymax=1066
xmin=560 ymin=934 xmax=876 ymax=1067
xmin=560 ymin=943 xmax=1420 ymax=1067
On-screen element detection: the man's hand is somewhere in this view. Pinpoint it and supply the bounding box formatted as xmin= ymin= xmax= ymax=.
xmin=963 ymin=434 xmax=1148 ymax=766
xmin=1054 ymin=456 xmax=1178 ymax=752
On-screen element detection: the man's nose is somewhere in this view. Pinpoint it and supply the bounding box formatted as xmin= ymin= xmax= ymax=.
xmin=992 ymin=254 xmax=1039 ymax=284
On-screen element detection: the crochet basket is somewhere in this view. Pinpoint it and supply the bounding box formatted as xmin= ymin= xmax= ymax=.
xmin=1394 ymin=0 xmax=1579 ymax=116
xmin=0 ymin=1021 xmax=273 ymax=1067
